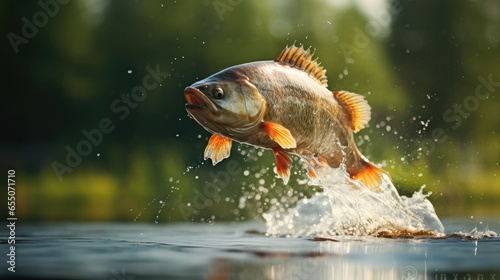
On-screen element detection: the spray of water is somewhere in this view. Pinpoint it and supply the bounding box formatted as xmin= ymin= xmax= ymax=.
xmin=263 ymin=156 xmax=445 ymax=237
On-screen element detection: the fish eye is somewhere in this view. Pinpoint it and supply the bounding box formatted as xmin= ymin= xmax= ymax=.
xmin=212 ymin=87 xmax=224 ymax=99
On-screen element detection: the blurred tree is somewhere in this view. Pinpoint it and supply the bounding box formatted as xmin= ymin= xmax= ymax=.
xmin=388 ymin=0 xmax=461 ymax=137
xmin=388 ymin=0 xmax=500 ymax=177
xmin=1 ymin=0 xmax=498 ymax=221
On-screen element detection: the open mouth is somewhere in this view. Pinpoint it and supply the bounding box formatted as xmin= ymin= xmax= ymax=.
xmin=184 ymin=87 xmax=219 ymax=115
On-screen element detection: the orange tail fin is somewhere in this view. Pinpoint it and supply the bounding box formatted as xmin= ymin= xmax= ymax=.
xmin=350 ymin=161 xmax=389 ymax=192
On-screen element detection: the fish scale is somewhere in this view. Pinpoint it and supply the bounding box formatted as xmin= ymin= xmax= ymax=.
xmin=184 ymin=44 xmax=388 ymax=190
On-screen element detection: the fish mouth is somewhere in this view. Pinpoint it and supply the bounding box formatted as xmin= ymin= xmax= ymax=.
xmin=184 ymin=87 xmax=219 ymax=115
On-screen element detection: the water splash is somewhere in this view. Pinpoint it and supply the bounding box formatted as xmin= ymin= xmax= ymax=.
xmin=450 ymin=227 xmax=499 ymax=239
xmin=133 ymin=195 xmax=160 ymax=222
xmin=263 ymin=158 xmax=444 ymax=237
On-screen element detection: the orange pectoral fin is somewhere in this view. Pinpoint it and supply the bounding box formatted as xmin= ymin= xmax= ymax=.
xmin=204 ymin=134 xmax=232 ymax=165
xmin=262 ymin=122 xmax=297 ymax=149
xmin=273 ymin=149 xmax=292 ymax=185
xmin=350 ymin=162 xmax=389 ymax=192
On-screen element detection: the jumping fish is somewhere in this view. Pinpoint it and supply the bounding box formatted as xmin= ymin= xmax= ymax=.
xmin=184 ymin=44 xmax=389 ymax=190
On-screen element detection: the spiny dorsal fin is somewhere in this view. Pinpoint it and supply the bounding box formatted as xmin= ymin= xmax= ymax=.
xmin=334 ymin=91 xmax=371 ymax=132
xmin=275 ymin=44 xmax=328 ymax=87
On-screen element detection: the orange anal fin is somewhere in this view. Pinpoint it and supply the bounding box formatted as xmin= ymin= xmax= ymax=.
xmin=273 ymin=149 xmax=292 ymax=185
xmin=262 ymin=121 xmax=297 ymax=149
xmin=306 ymin=154 xmax=328 ymax=179
xmin=308 ymin=167 xmax=317 ymax=179
xmin=333 ymin=91 xmax=371 ymax=133
xmin=204 ymin=134 xmax=232 ymax=165
xmin=350 ymin=162 xmax=389 ymax=192
xmin=317 ymin=154 xmax=328 ymax=165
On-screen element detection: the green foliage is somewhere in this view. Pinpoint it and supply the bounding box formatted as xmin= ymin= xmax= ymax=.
xmin=2 ymin=0 xmax=499 ymax=221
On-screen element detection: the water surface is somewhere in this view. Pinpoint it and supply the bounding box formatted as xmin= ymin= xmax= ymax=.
xmin=1 ymin=219 xmax=499 ymax=280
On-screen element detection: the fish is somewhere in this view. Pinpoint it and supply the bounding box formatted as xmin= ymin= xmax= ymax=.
xmin=184 ymin=44 xmax=389 ymax=190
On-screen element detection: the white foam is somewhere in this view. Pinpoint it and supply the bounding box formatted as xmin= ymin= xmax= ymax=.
xmin=264 ymin=160 xmax=444 ymax=237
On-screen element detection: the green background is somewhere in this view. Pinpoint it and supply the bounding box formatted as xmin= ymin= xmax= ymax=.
xmin=2 ymin=0 xmax=499 ymax=222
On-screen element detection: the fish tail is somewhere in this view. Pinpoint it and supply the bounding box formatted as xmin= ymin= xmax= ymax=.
xmin=350 ymin=160 xmax=389 ymax=192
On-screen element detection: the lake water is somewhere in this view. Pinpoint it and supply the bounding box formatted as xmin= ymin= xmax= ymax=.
xmin=3 ymin=164 xmax=499 ymax=279
xmin=1 ymin=218 xmax=499 ymax=280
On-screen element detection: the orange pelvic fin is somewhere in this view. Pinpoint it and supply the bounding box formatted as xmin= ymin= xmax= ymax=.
xmin=273 ymin=149 xmax=292 ymax=185
xmin=333 ymin=91 xmax=371 ymax=133
xmin=350 ymin=161 xmax=389 ymax=192
xmin=262 ymin=121 xmax=297 ymax=149
xmin=204 ymin=134 xmax=232 ymax=165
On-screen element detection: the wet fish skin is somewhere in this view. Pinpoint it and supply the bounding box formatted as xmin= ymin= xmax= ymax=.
xmin=184 ymin=44 xmax=387 ymax=190
xmin=234 ymin=61 xmax=367 ymax=177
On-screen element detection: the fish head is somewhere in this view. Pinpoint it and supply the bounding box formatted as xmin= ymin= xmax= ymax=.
xmin=184 ymin=74 xmax=266 ymax=138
